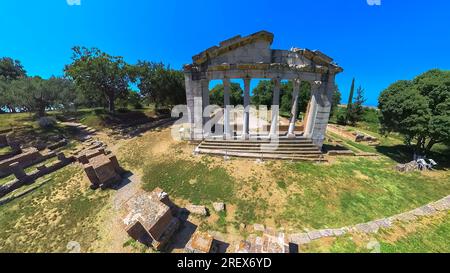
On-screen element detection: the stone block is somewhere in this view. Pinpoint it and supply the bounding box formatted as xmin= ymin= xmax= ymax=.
xmin=307 ymin=230 xmax=322 ymax=240
xmin=123 ymin=190 xmax=179 ymax=250
xmin=213 ymin=202 xmax=225 ymax=212
xmin=253 ymin=223 xmax=265 ymax=232
xmin=187 ymin=205 xmax=208 ymax=216
xmin=289 ymin=233 xmax=310 ymax=245
xmin=185 ymin=232 xmax=214 ymax=253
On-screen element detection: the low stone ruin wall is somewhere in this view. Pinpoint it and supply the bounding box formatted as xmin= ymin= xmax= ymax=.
xmin=0 ymin=148 xmax=43 ymax=177
xmin=0 ymin=152 xmax=75 ymax=199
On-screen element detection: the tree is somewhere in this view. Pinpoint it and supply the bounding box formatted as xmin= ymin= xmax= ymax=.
xmin=346 ymin=78 xmax=356 ymax=123
xmin=52 ymin=77 xmax=78 ymax=111
xmin=347 ymin=86 xmax=366 ymax=125
xmin=134 ymin=61 xmax=185 ymax=108
xmin=251 ymin=80 xmax=273 ymax=107
xmin=251 ymin=80 xmax=311 ymax=116
xmin=0 ymin=57 xmax=27 ymax=112
xmin=9 ymin=77 xmax=59 ymax=117
xmin=65 ymin=47 xmax=134 ymax=113
xmin=331 ymin=85 xmax=342 ymax=116
xmin=0 ymin=57 xmax=26 ymax=81
xmin=378 ymin=69 xmax=450 ymax=154
xmin=210 ymin=83 xmax=243 ymax=106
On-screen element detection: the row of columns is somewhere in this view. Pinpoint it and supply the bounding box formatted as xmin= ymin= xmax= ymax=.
xmin=214 ymin=77 xmax=303 ymax=139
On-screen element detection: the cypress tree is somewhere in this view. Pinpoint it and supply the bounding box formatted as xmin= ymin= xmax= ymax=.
xmin=346 ymin=78 xmax=355 ymax=123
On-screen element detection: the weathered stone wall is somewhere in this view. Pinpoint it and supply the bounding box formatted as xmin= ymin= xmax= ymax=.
xmin=210 ymin=40 xmax=272 ymax=65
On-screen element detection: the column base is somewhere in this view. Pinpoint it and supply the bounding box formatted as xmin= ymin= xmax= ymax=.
xmin=287 ymin=133 xmax=297 ymax=139
xmin=241 ymin=134 xmax=249 ymax=140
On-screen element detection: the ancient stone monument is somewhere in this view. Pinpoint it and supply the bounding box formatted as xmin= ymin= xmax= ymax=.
xmin=183 ymin=31 xmax=343 ymax=150
xmin=122 ymin=189 xmax=180 ymax=250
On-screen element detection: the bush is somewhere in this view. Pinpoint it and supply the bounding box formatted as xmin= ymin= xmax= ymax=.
xmin=38 ymin=117 xmax=57 ymax=129
xmin=337 ymin=113 xmax=348 ymax=125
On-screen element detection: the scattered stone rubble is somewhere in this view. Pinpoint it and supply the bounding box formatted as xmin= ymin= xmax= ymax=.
xmin=187 ymin=204 xmax=208 ymax=216
xmin=353 ymin=131 xmax=378 ymax=143
xmin=236 ymin=230 xmax=293 ymax=253
xmin=395 ymin=161 xmax=419 ymax=172
xmin=122 ymin=188 xmax=180 ymax=250
xmin=118 ymin=184 xmax=449 ymax=253
xmin=213 ymin=202 xmax=225 ymax=212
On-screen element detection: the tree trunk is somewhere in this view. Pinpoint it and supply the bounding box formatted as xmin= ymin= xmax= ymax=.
xmin=108 ymin=95 xmax=115 ymax=113
xmin=37 ymin=107 xmax=46 ymax=117
xmin=7 ymin=105 xmax=16 ymax=113
xmin=425 ymin=139 xmax=436 ymax=153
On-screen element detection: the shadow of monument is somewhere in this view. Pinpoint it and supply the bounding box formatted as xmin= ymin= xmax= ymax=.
xmin=164 ymin=209 xmax=198 ymax=253
xmin=111 ymin=171 xmax=134 ymax=191
xmin=212 ymin=239 xmax=230 ymax=253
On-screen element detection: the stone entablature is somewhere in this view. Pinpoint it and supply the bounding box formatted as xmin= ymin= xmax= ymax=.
xmin=183 ymin=31 xmax=343 ymax=148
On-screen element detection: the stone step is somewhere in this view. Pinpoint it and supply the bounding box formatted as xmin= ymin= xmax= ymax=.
xmin=203 ymin=139 xmax=312 ymax=144
xmin=198 ymin=148 xmax=322 ymax=156
xmin=197 ymin=149 xmax=325 ymax=161
xmin=198 ymin=145 xmax=321 ymax=152
xmin=200 ymin=144 xmax=318 ymax=149
xmin=202 ymin=140 xmax=314 ymax=144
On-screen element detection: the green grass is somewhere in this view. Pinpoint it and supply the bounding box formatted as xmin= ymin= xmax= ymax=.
xmin=302 ymin=212 xmax=450 ymax=253
xmin=0 ymin=174 xmax=15 ymax=186
xmin=380 ymin=213 xmax=450 ymax=253
xmin=142 ymin=159 xmax=235 ymax=205
xmin=327 ymin=131 xmax=377 ymax=153
xmin=0 ymin=165 xmax=111 ymax=253
xmin=0 ymin=146 xmax=12 ymax=155
xmin=0 ymin=112 xmax=35 ymax=130
xmin=23 ymin=156 xmax=60 ymax=174
xmin=278 ymin=158 xmax=450 ymax=230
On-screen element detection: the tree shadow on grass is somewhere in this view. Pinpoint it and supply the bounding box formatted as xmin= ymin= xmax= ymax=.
xmin=376 ymin=144 xmax=450 ymax=170
xmin=322 ymin=144 xmax=351 ymax=153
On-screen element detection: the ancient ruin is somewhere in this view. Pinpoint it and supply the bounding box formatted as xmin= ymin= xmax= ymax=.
xmin=76 ymin=141 xmax=126 ymax=190
xmin=183 ymin=31 xmax=343 ymax=160
xmin=185 ymin=232 xmax=216 ymax=253
xmin=122 ymin=189 xmax=180 ymax=250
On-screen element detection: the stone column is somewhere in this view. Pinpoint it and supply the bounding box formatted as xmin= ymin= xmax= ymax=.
xmin=304 ymin=81 xmax=321 ymax=138
xmin=269 ymin=78 xmax=281 ymax=138
xmin=223 ymin=78 xmax=232 ymax=139
xmin=192 ymin=80 xmax=204 ymax=140
xmin=184 ymin=74 xmax=195 ymax=140
xmin=288 ymin=79 xmax=301 ymax=139
xmin=185 ymin=73 xmax=205 ymax=140
xmin=201 ymin=79 xmax=210 ymax=138
xmin=242 ymin=77 xmax=251 ymax=139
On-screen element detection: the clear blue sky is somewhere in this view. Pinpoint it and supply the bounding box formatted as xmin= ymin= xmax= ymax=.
xmin=1 ymin=0 xmax=449 ymax=106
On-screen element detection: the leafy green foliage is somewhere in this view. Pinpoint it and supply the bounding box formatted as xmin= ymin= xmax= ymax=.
xmin=0 ymin=57 xmax=26 ymax=81
xmin=209 ymin=83 xmax=243 ymax=106
xmin=65 ymin=47 xmax=134 ymax=113
xmin=7 ymin=77 xmax=61 ymax=117
xmin=134 ymin=61 xmax=185 ymax=108
xmin=251 ymin=80 xmax=312 ymax=115
xmin=378 ymin=69 xmax=450 ymax=153
xmin=346 ymin=86 xmax=366 ymax=125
